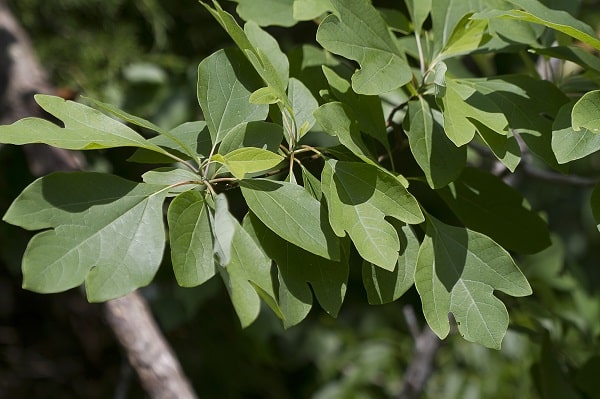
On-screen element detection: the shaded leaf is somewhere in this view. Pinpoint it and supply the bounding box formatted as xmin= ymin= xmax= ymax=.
xmin=3 ymin=173 xmax=168 ymax=302
xmin=405 ymin=0 xmax=431 ymax=34
xmin=230 ymin=0 xmax=296 ymax=27
xmin=287 ymin=77 xmax=318 ymax=138
xmin=219 ymin=121 xmax=283 ymax=155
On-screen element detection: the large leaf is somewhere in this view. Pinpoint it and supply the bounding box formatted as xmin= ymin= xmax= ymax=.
xmin=3 ymin=173 xmax=168 ymax=302
xmin=322 ymin=160 xmax=424 ymax=271
xmin=437 ymin=168 xmax=551 ymax=253
xmin=316 ymin=0 xmax=412 ymax=94
xmin=572 ymin=90 xmax=600 ymax=132
xmin=553 ymin=101 xmax=600 ymax=163
xmin=362 ymin=223 xmax=419 ymax=304
xmin=230 ymin=0 xmax=296 ymax=27
xmin=240 ymin=179 xmax=341 ymax=260
xmin=245 ymin=213 xmax=348 ymax=327
xmin=415 ymin=216 xmax=532 ymax=349
xmin=293 ymin=0 xmax=332 ymax=20
xmin=167 ymin=191 xmax=216 ymax=287
xmin=0 ymin=95 xmax=166 ymax=154
xmin=197 ymin=48 xmax=268 ymax=144
xmin=404 ymin=98 xmax=466 ymax=188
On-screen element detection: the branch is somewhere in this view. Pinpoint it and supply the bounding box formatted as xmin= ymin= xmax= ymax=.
xmin=399 ymin=306 xmax=442 ymax=399
xmin=0 ymin=3 xmax=198 ymax=398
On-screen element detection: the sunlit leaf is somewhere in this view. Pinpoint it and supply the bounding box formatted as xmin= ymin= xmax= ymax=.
xmin=230 ymin=0 xmax=295 ymax=27
xmin=222 ymin=147 xmax=284 ymax=179
xmin=553 ymin=101 xmax=600 ymax=163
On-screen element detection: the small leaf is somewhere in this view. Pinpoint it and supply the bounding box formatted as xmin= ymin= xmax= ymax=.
xmin=249 ymin=87 xmax=280 ymax=104
xmin=197 ymin=48 xmax=268 ymax=143
xmin=287 ymin=78 xmax=318 ymax=138
xmin=240 ymin=179 xmax=341 ymax=260
xmin=415 ymin=216 xmax=531 ymax=349
xmin=553 ymin=101 xmax=600 ymax=163
xmin=211 ymin=194 xmax=236 ymax=266
xmin=439 ymin=14 xmax=490 ymax=60
xmin=362 ymin=223 xmax=419 ymax=304
xmin=316 ymin=0 xmax=412 ymax=94
xmin=322 ymin=160 xmax=424 ymax=271
xmin=168 ymin=191 xmax=216 ymax=286
xmin=405 ymin=0 xmax=431 ymax=34
xmin=222 ymin=147 xmax=284 ymax=179
xmin=3 ymin=173 xmax=168 ymax=302
xmin=219 ymin=121 xmax=283 ymax=155
xmin=142 ymin=167 xmax=202 ymax=194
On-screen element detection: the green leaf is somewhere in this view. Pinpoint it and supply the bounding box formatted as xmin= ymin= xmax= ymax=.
xmin=404 ymin=98 xmax=466 ymax=188
xmin=129 ymin=121 xmax=212 ymax=163
xmin=439 ymin=13 xmax=490 ymax=60
xmin=405 ymin=0 xmax=431 ymax=34
xmin=300 ymin=165 xmax=322 ymax=200
xmin=3 ymin=173 xmax=168 ymax=302
xmin=572 ymin=90 xmax=600 ymax=132
xmin=249 ymin=86 xmax=280 ymax=104
xmin=499 ymin=0 xmax=600 ymax=51
xmin=211 ymin=194 xmax=236 ymax=266
xmin=197 ymin=48 xmax=268 ymax=144
xmin=293 ymin=0 xmax=332 ymax=20
xmin=322 ymin=160 xmax=424 ymax=271
xmin=0 ymin=95 xmax=166 ymax=154
xmin=245 ymin=213 xmax=348 ymax=327
xmin=475 ymin=122 xmax=521 ymax=172
xmin=314 ymin=102 xmax=377 ymax=164
xmin=437 ymin=168 xmax=551 ymax=253
xmin=201 ymin=2 xmax=289 ymax=104
xmin=217 ymin=210 xmax=279 ymax=328
xmin=362 ymin=223 xmax=419 ymax=304
xmin=415 ymin=216 xmax=532 ymax=349
xmin=240 ymin=179 xmax=341 ymax=260
xmin=230 ymin=0 xmax=296 ymax=27
xmin=439 ymin=77 xmax=509 ymax=146
xmin=316 ymin=0 xmax=412 ymax=94
xmin=287 ymin=77 xmax=318 ymax=138
xmin=219 ymin=121 xmax=283 ymax=155
xmin=322 ymin=66 xmax=388 ymax=150
xmin=142 ymin=167 xmax=202 ymax=194
xmin=553 ymin=101 xmax=600 ymax=163
xmin=168 ymin=191 xmax=216 ymax=287
xmin=222 ymin=147 xmax=284 ymax=179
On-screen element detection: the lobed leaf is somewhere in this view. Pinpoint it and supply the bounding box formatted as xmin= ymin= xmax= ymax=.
xmin=415 ymin=216 xmax=532 ymax=349
xmin=316 ymin=0 xmax=412 ymax=95
xmin=322 ymin=160 xmax=424 ymax=271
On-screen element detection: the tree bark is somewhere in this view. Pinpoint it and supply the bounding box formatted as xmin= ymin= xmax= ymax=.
xmin=0 ymin=2 xmax=198 ymax=398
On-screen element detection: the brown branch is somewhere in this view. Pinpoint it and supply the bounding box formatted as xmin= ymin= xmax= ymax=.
xmin=399 ymin=306 xmax=442 ymax=399
xmin=0 ymin=2 xmax=198 ymax=398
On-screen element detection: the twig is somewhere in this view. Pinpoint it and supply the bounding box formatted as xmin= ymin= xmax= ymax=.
xmin=399 ymin=305 xmax=442 ymax=399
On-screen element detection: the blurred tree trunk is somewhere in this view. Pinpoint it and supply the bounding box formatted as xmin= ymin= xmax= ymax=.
xmin=0 ymin=1 xmax=198 ymax=398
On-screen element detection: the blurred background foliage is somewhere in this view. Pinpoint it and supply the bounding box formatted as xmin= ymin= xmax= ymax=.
xmin=1 ymin=0 xmax=600 ymax=398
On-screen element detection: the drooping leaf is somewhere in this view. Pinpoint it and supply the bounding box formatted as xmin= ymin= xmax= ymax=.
xmin=362 ymin=223 xmax=419 ymax=304
xmin=553 ymin=101 xmax=600 ymax=163
xmin=316 ymin=0 xmax=412 ymax=94
xmin=404 ymin=98 xmax=466 ymax=188
xmin=219 ymin=121 xmax=283 ymax=155
xmin=168 ymin=190 xmax=216 ymax=287
xmin=0 ymin=95 xmax=167 ymax=154
xmin=572 ymin=90 xmax=600 ymax=133
xmin=245 ymin=213 xmax=348 ymax=327
xmin=437 ymin=167 xmax=551 ymax=253
xmin=240 ymin=179 xmax=341 ymax=260
xmin=197 ymin=47 xmax=268 ymax=144
xmin=475 ymin=122 xmax=521 ymax=172
xmin=230 ymin=0 xmax=296 ymax=27
xmin=321 ymin=160 xmax=424 ymax=271
xmin=222 ymin=147 xmax=284 ymax=179
xmin=415 ymin=216 xmax=532 ymax=349
xmin=322 ymin=66 xmax=389 ymax=150
xmin=3 ymin=173 xmax=168 ymax=302
xmin=216 ymin=208 xmax=279 ymax=327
